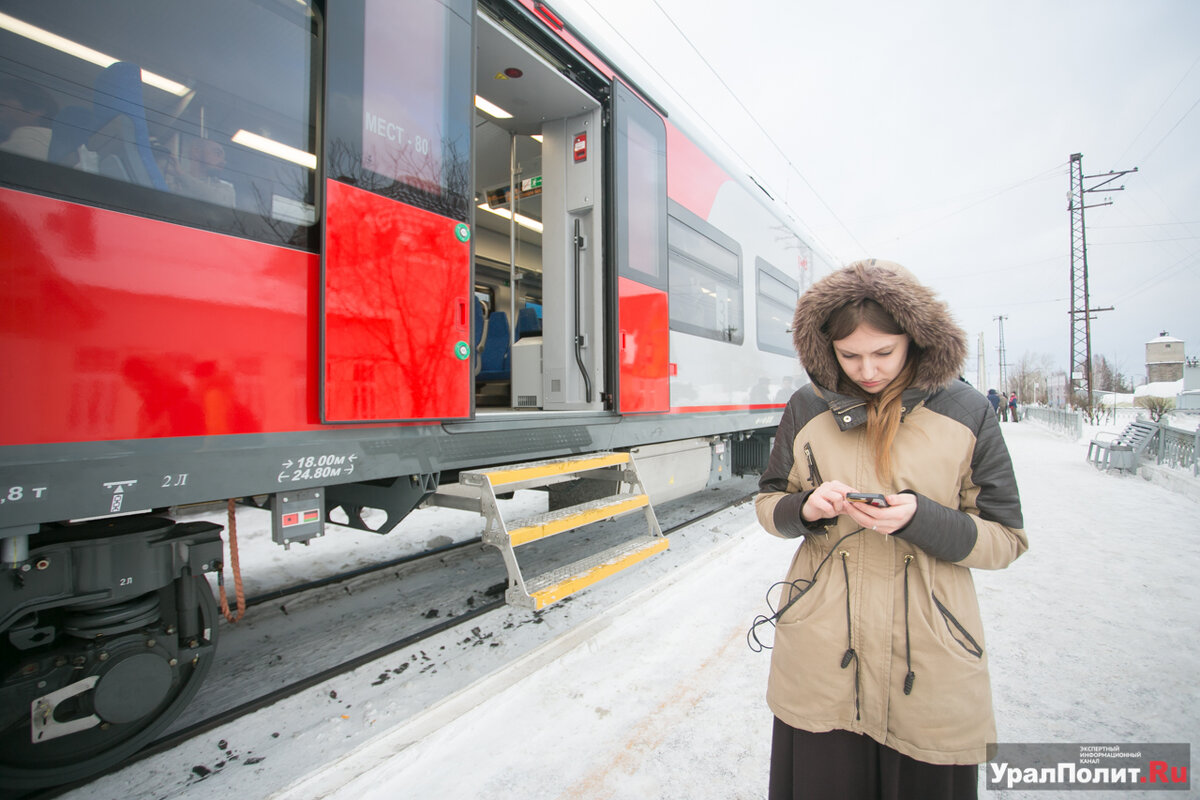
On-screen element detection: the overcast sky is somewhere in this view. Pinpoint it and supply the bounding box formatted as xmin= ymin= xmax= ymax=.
xmin=553 ymin=0 xmax=1200 ymax=389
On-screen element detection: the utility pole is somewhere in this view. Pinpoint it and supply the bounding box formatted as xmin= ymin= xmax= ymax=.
xmin=977 ymin=331 xmax=988 ymax=391
xmin=1067 ymin=153 xmax=1137 ymax=414
xmin=994 ymin=315 xmax=1008 ymax=394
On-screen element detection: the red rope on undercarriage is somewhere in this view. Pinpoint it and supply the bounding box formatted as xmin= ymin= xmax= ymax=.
xmin=218 ymin=498 xmax=246 ymax=623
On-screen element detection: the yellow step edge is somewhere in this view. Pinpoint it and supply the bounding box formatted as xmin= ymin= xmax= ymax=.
xmin=509 ymin=495 xmax=650 ymax=547
xmin=529 ymin=537 xmax=670 ymax=610
xmin=484 ymin=452 xmax=630 ymax=487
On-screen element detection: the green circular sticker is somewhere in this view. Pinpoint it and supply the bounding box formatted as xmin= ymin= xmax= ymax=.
xmin=454 ymin=341 xmax=471 ymax=360
xmin=454 ymin=223 xmax=471 ymax=242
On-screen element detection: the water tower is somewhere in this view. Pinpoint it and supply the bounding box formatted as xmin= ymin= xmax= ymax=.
xmin=1145 ymin=331 xmax=1184 ymax=383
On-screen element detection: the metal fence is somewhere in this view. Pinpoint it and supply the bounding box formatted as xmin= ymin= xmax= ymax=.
xmin=1020 ymin=406 xmax=1083 ymax=440
xmin=1023 ymin=405 xmax=1200 ymax=476
xmin=1154 ymin=421 xmax=1200 ymax=476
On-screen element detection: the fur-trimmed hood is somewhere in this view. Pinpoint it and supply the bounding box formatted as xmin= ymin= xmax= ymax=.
xmin=792 ymin=259 xmax=967 ymax=392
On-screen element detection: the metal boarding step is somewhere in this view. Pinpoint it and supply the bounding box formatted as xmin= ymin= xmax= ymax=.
xmin=453 ymin=451 xmax=666 ymax=610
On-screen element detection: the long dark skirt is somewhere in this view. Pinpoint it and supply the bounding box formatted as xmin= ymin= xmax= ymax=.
xmin=768 ymin=718 xmax=978 ymax=800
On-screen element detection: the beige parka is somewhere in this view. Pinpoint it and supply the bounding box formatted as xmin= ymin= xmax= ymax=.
xmin=755 ymin=260 xmax=1028 ymax=765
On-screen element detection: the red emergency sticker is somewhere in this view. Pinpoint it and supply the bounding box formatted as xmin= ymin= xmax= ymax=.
xmin=573 ymin=132 xmax=587 ymax=162
xmin=282 ymin=509 xmax=319 ymax=528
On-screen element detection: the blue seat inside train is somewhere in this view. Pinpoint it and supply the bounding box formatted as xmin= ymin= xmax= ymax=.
xmin=477 ymin=310 xmax=510 ymax=382
xmin=90 ymin=61 xmax=167 ymax=190
xmin=515 ymin=305 xmax=542 ymax=340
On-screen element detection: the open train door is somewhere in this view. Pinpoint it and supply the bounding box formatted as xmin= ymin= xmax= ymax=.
xmin=612 ymin=81 xmax=670 ymax=413
xmin=320 ymin=0 xmax=476 ymax=422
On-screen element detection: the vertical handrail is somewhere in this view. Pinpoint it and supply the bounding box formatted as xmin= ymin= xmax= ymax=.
xmin=573 ymin=217 xmax=593 ymax=403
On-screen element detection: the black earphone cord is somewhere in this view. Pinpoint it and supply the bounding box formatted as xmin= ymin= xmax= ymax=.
xmin=745 ymin=527 xmax=865 ymax=653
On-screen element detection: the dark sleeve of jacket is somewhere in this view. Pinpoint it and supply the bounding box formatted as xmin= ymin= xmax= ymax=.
xmin=893 ymin=386 xmax=1028 ymax=569
xmin=754 ymin=393 xmax=836 ymax=539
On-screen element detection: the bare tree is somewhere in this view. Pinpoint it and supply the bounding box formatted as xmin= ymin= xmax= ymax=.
xmin=1010 ymin=352 xmax=1056 ymax=404
xmin=1136 ymin=395 xmax=1175 ymax=422
xmin=1092 ymin=354 xmax=1132 ymax=393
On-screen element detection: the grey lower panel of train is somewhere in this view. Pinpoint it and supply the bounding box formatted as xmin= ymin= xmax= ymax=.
xmin=0 ymin=409 xmax=781 ymax=536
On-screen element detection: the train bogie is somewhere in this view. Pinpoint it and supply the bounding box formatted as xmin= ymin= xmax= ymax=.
xmin=0 ymin=516 xmax=221 ymax=790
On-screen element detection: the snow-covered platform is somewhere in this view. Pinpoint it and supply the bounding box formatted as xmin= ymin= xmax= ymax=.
xmin=63 ymin=422 xmax=1199 ymax=800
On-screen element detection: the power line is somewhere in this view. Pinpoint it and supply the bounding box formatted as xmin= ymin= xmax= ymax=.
xmin=957 ymin=296 xmax=1067 ymax=311
xmin=1103 ymin=190 xmax=1200 ymax=298
xmin=1092 ymin=221 xmax=1200 ymax=228
xmin=1118 ymin=250 xmax=1200 ymax=302
xmin=1115 ymin=52 xmax=1200 ymax=165
xmin=575 ymin=0 xmax=866 ymax=260
xmin=890 ymin=163 xmax=1067 ymax=240
xmin=1138 ymin=92 xmax=1200 ymax=165
xmin=1090 ymin=235 xmax=1200 ymax=245
xmin=923 ymin=254 xmax=1062 ymax=283
xmin=646 ymin=0 xmax=870 ymax=257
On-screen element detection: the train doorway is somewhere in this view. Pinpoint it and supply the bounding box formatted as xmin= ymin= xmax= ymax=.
xmin=472 ymin=9 xmax=607 ymax=413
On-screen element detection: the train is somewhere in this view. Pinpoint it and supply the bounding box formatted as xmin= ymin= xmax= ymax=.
xmin=0 ymin=0 xmax=823 ymax=789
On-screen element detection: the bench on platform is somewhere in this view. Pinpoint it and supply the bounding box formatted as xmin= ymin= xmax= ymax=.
xmin=1087 ymin=420 xmax=1159 ymax=473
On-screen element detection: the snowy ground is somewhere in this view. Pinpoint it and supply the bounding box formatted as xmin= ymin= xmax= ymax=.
xmin=63 ymin=418 xmax=1198 ymax=800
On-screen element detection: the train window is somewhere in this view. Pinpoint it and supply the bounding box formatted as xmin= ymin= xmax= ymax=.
xmin=756 ymin=258 xmax=798 ymax=356
xmin=474 ymin=288 xmax=494 ymax=315
xmin=613 ymin=81 xmax=667 ymax=290
xmin=324 ymin=0 xmax=472 ymax=222
xmin=0 ymin=0 xmax=321 ymax=250
xmin=667 ymin=201 xmax=743 ymax=344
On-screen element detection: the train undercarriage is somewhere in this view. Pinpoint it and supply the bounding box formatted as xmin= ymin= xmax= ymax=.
xmin=0 ymin=516 xmax=222 ymax=790
xmin=0 ymin=428 xmax=774 ymax=791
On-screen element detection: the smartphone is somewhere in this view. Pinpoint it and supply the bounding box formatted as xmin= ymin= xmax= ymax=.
xmin=846 ymin=492 xmax=889 ymax=508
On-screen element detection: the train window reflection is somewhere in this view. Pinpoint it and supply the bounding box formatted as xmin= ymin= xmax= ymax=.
xmin=668 ymin=202 xmax=744 ymax=345
xmin=0 ymin=1 xmax=320 ymax=249
xmin=756 ymin=258 xmax=798 ymax=356
xmin=323 ymin=0 xmax=472 ymax=221
xmin=614 ymin=82 xmax=667 ymax=289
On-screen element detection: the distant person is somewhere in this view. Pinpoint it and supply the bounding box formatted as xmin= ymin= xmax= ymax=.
xmin=986 ymin=388 xmax=1001 ymax=418
xmin=166 ymin=136 xmax=236 ymax=206
xmin=775 ymin=376 xmax=795 ymax=404
xmin=755 ymin=260 xmax=1027 ymax=800
xmin=1008 ymin=392 xmax=1019 ymax=422
xmin=0 ymin=78 xmax=58 ymax=160
xmin=751 ymin=376 xmax=772 ymax=404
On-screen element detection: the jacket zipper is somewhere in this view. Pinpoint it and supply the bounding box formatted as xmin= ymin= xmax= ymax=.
xmin=803 ymin=442 xmax=823 ymax=488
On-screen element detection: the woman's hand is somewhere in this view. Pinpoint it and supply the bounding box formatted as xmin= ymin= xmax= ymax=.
xmin=842 ymin=491 xmax=918 ymax=535
xmin=801 ymin=480 xmax=856 ymax=522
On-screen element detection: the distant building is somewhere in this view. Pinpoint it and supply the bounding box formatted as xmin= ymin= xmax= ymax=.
xmin=1181 ymin=356 xmax=1200 ymax=410
xmin=1046 ymin=372 xmax=1069 ymax=408
xmin=1146 ymin=331 xmax=1185 ymax=383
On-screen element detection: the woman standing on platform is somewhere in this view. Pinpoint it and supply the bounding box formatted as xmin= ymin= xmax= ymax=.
xmin=755 ymin=260 xmax=1027 ymax=800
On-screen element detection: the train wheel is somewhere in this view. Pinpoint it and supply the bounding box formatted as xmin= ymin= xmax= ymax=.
xmin=0 ymin=574 xmax=219 ymax=793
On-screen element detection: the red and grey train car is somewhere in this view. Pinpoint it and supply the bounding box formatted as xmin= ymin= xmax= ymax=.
xmin=0 ymin=0 xmax=816 ymax=787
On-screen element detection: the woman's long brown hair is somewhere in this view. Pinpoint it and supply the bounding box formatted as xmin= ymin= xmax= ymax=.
xmin=824 ymin=299 xmax=921 ymax=484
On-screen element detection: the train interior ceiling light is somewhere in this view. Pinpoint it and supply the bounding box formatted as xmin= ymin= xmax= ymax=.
xmin=476 ymin=202 xmax=543 ymax=233
xmin=231 ymin=129 xmax=317 ymax=170
xmin=474 ymin=95 xmax=512 ymax=119
xmin=0 ymin=11 xmax=188 ymax=96
xmin=1 ymin=10 xmax=317 ymax=170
